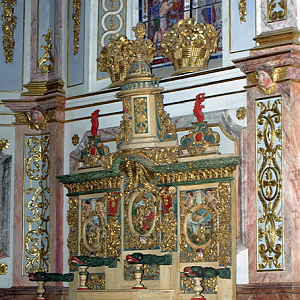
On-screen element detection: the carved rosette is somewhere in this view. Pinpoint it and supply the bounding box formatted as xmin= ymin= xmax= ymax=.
xmin=161 ymin=18 xmax=220 ymax=76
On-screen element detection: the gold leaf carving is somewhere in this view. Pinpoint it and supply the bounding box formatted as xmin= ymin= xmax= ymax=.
xmin=38 ymin=28 xmax=54 ymax=73
xmin=268 ymin=0 xmax=287 ymax=22
xmin=161 ymin=18 xmax=219 ymax=76
xmin=0 ymin=263 xmax=8 ymax=275
xmin=24 ymin=135 xmax=50 ymax=274
xmin=1 ymin=0 xmax=17 ymax=63
xmin=72 ymin=0 xmax=81 ymax=55
xmin=0 ymin=139 xmax=9 ymax=152
xmin=86 ymin=273 xmax=105 ymax=290
xmin=256 ymin=98 xmax=283 ymax=270
xmin=238 ymin=0 xmax=247 ymax=23
xmin=67 ymin=196 xmax=79 ymax=269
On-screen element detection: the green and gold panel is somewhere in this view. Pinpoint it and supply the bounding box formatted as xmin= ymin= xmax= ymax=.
xmin=256 ymin=96 xmax=283 ymax=271
xmin=23 ymin=134 xmax=50 ymax=275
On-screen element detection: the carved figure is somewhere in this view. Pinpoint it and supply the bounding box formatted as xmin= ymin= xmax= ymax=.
xmin=126 ymin=253 xmax=172 ymax=266
xmin=71 ymin=255 xmax=118 ymax=268
xmin=91 ymin=109 xmax=100 ymax=136
xmin=28 ymin=272 xmax=74 ymax=282
xmin=183 ymin=266 xmax=231 ymax=279
xmin=193 ymin=93 xmax=205 ymax=122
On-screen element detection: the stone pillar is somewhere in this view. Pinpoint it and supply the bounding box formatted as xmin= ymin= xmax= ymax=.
xmin=234 ymin=27 xmax=300 ymax=299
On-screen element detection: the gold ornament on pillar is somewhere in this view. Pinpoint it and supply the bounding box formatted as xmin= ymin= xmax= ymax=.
xmin=38 ymin=28 xmax=54 ymax=73
xmin=1 ymin=0 xmax=17 ymax=63
xmin=161 ymin=18 xmax=220 ymax=76
xmin=97 ymin=23 xmax=155 ymax=87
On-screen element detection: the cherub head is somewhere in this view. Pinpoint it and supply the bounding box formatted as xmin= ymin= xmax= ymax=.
xmin=256 ymin=65 xmax=274 ymax=89
xmin=30 ymin=106 xmax=46 ymax=125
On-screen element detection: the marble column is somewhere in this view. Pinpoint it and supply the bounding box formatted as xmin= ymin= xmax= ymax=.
xmin=234 ymin=28 xmax=300 ymax=299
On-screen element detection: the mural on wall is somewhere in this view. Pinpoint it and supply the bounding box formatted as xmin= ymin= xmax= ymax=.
xmin=139 ymin=0 xmax=222 ymax=67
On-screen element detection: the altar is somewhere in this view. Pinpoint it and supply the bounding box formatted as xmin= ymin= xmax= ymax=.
xmin=56 ymin=49 xmax=240 ymax=300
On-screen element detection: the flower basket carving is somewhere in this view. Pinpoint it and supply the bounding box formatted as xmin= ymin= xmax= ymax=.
xmin=161 ymin=19 xmax=220 ymax=76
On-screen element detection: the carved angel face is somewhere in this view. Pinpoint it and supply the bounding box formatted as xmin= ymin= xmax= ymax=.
xmin=257 ymin=70 xmax=273 ymax=89
xmin=31 ymin=109 xmax=45 ymax=125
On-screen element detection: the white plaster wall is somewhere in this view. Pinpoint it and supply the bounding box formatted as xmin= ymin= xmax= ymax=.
xmin=236 ymin=249 xmax=249 ymax=284
xmin=0 ymin=108 xmax=15 ymax=288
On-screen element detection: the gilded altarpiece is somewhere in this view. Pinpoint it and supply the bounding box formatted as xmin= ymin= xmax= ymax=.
xmin=256 ymin=97 xmax=283 ymax=271
xmin=23 ymin=134 xmax=50 ymax=275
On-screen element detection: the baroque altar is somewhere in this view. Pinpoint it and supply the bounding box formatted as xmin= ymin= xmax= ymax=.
xmin=57 ymin=54 xmax=240 ymax=300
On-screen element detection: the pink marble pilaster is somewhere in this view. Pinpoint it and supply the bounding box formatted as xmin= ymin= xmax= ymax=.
xmin=4 ymin=96 xmax=66 ymax=287
xmin=234 ymin=44 xmax=300 ymax=287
